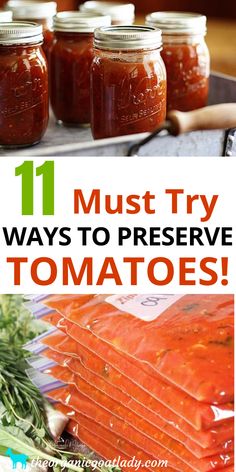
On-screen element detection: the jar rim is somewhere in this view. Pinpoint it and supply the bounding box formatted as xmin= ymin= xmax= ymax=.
xmin=0 ymin=9 xmax=13 ymax=21
xmin=53 ymin=11 xmax=111 ymax=33
xmin=80 ymin=1 xmax=135 ymax=21
xmin=0 ymin=21 xmax=43 ymax=44
xmin=146 ymin=11 xmax=207 ymax=35
xmin=94 ymin=25 xmax=162 ymax=50
xmin=6 ymin=1 xmax=57 ymax=20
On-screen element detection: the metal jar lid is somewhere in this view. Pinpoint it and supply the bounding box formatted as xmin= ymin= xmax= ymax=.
xmin=80 ymin=2 xmax=135 ymax=22
xmin=146 ymin=12 xmax=207 ymax=35
xmin=0 ymin=22 xmax=43 ymax=44
xmin=6 ymin=1 xmax=57 ymax=20
xmin=94 ymin=25 xmax=162 ymax=50
xmin=53 ymin=11 xmax=111 ymax=33
xmin=0 ymin=9 xmax=13 ymax=21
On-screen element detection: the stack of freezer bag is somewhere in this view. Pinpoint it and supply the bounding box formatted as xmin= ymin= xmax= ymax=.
xmin=25 ymin=294 xmax=234 ymax=472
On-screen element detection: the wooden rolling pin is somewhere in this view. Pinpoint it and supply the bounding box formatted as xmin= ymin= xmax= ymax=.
xmin=168 ymin=103 xmax=236 ymax=136
xmin=128 ymin=103 xmax=236 ymax=155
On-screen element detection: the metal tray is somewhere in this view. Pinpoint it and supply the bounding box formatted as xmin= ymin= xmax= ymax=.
xmin=1 ymin=72 xmax=236 ymax=157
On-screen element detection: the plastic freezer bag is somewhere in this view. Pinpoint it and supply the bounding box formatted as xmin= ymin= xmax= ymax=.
xmin=40 ymin=327 xmax=234 ymax=431
xmin=34 ymin=313 xmax=234 ymax=444
xmin=47 ymin=388 xmax=192 ymax=472
xmin=59 ymin=406 xmax=234 ymax=472
xmin=46 ymin=386 xmax=234 ymax=472
xmin=40 ymin=358 xmax=234 ymax=460
xmin=28 ymin=362 xmax=232 ymax=472
xmin=45 ymin=294 xmax=234 ymax=405
xmin=67 ymin=422 xmax=179 ymax=472
xmin=56 ymin=402 xmax=181 ymax=472
xmin=40 ymin=346 xmax=234 ymax=450
xmin=67 ymin=421 xmax=155 ymax=472
xmin=26 ymin=295 xmax=94 ymax=317
xmin=40 ymin=311 xmax=235 ymax=435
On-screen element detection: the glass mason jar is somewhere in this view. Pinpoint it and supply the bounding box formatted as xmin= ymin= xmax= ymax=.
xmin=6 ymin=1 xmax=57 ymax=59
xmin=0 ymin=22 xmax=49 ymax=148
xmin=91 ymin=26 xmax=167 ymax=139
xmin=80 ymin=2 xmax=135 ymax=25
xmin=0 ymin=10 xmax=13 ymax=21
xmin=50 ymin=12 xmax=111 ymax=126
xmin=146 ymin=12 xmax=210 ymax=112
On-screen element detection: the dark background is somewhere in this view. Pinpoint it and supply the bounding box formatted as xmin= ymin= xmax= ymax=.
xmin=1 ymin=0 xmax=236 ymax=17
xmin=121 ymin=0 xmax=236 ymax=19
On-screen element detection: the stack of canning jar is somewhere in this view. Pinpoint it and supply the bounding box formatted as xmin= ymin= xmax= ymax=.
xmin=48 ymin=10 xmax=209 ymax=138
xmin=0 ymin=6 xmax=211 ymax=147
xmin=49 ymin=18 xmax=166 ymax=135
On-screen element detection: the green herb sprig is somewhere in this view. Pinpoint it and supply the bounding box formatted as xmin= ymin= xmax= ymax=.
xmin=0 ymin=296 xmax=121 ymax=472
xmin=0 ymin=295 xmax=46 ymax=346
xmin=0 ymin=340 xmax=50 ymax=446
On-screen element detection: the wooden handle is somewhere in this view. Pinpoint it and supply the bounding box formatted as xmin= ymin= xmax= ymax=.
xmin=168 ymin=103 xmax=236 ymax=136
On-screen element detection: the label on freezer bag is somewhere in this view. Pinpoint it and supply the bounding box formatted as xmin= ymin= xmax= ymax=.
xmin=106 ymin=294 xmax=184 ymax=321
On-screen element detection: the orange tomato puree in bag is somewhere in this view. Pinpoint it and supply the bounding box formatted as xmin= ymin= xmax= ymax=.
xmin=67 ymin=423 xmax=179 ymax=472
xmin=41 ymin=324 xmax=234 ymax=431
xmin=43 ymin=361 xmax=233 ymax=460
xmin=56 ymin=403 xmax=180 ymax=472
xmin=45 ymin=294 xmax=233 ymax=405
xmin=47 ymin=385 xmax=233 ymax=472
xmin=33 ymin=294 xmax=234 ymax=472
xmin=41 ymin=345 xmax=234 ymax=451
xmin=48 ymin=387 xmax=192 ymax=471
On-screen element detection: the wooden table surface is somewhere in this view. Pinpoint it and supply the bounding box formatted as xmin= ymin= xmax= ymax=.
xmin=137 ymin=16 xmax=236 ymax=78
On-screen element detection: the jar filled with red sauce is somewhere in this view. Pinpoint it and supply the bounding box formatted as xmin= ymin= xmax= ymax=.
xmin=0 ymin=22 xmax=49 ymax=147
xmin=146 ymin=12 xmax=210 ymax=112
xmin=80 ymin=2 xmax=135 ymax=25
xmin=50 ymin=12 xmax=111 ymax=126
xmin=91 ymin=26 xmax=167 ymax=139
xmin=6 ymin=1 xmax=57 ymax=59
xmin=0 ymin=10 xmax=13 ymax=21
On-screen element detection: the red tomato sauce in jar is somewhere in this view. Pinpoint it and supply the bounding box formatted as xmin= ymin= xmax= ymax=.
xmin=0 ymin=22 xmax=49 ymax=147
xmin=50 ymin=12 xmax=111 ymax=126
xmin=146 ymin=12 xmax=210 ymax=112
xmin=161 ymin=43 xmax=209 ymax=112
xmin=5 ymin=1 xmax=57 ymax=59
xmin=50 ymin=31 xmax=94 ymax=125
xmin=91 ymin=26 xmax=167 ymax=139
xmin=41 ymin=25 xmax=54 ymax=59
